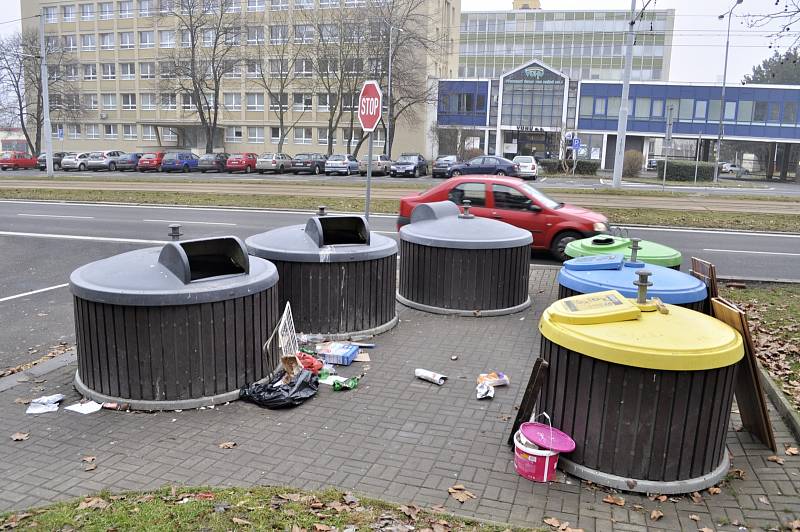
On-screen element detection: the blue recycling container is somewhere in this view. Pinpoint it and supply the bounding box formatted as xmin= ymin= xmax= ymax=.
xmin=557 ymin=254 xmax=708 ymax=312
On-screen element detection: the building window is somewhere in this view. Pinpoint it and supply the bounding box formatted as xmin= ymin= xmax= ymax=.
xmin=122 ymin=94 xmax=137 ymax=110
xmin=248 ymin=126 xmax=265 ymax=143
xmin=119 ymin=1 xmax=134 ymax=18
xmin=317 ymin=93 xmax=336 ymax=112
xmin=62 ymin=5 xmax=77 ymax=22
xmin=162 ymin=127 xmax=177 ymax=141
xmin=736 ymin=100 xmax=753 ymax=122
xmin=246 ymin=92 xmax=265 ymax=111
xmin=677 ymin=98 xmax=693 ymax=121
xmin=99 ymin=2 xmax=114 ymax=19
xmin=83 ymin=64 xmax=97 ymax=80
xmin=319 ymin=25 xmax=338 ymax=43
xmin=202 ymin=29 xmax=215 ymax=47
xmin=293 ymin=127 xmax=313 ymax=145
xmin=120 ymin=32 xmax=135 ymax=49
xmin=140 ymin=62 xmax=156 ymax=79
xmin=768 ymin=102 xmax=781 ymax=123
xmin=159 ymin=61 xmax=176 ymax=79
xmin=45 ymin=35 xmax=60 ymax=50
xmin=651 ymin=99 xmax=664 ymax=118
xmin=784 ymin=102 xmax=797 ymax=125
xmin=82 ymin=93 xmax=98 ymax=109
xmin=104 ymin=124 xmax=118 ymax=139
xmin=43 ymin=7 xmax=58 ymax=23
xmin=270 ymin=25 xmax=288 ymax=45
xmin=270 ymin=0 xmax=288 ymax=10
xmin=343 ymin=127 xmax=362 ymax=143
xmin=245 ymin=60 xmax=262 ymax=78
xmin=142 ymin=125 xmax=157 ymax=141
xmin=68 ymin=124 xmax=82 ymax=139
xmin=344 ymin=58 xmax=362 ymax=74
xmin=724 ymin=101 xmax=737 ymax=121
xmin=180 ymin=30 xmax=191 ymax=47
xmin=294 ymin=0 xmax=313 ymax=8
xmin=140 ymin=31 xmax=155 ymax=49
xmin=248 ymin=0 xmax=266 ymax=11
xmin=80 ymin=3 xmax=95 ymax=20
xmin=81 ymin=34 xmax=96 ymax=51
xmin=318 ymin=127 xmax=335 ymax=144
xmin=634 ymin=97 xmax=650 ymax=119
xmin=593 ymin=98 xmax=606 ymax=116
xmin=694 ymin=100 xmax=707 ymax=120
xmin=225 ymin=126 xmax=243 ymax=142
xmin=708 ymin=100 xmax=721 ymax=122
xmin=224 ymin=61 xmax=242 ymax=78
xmin=224 ymin=93 xmax=242 ymax=110
xmin=63 ymin=35 xmax=77 ymax=51
xmin=101 ymin=63 xmax=116 ymax=80
xmin=269 ymin=59 xmax=288 ymax=75
xmin=140 ymin=93 xmax=156 ymax=110
xmin=269 ymin=93 xmax=288 ymax=111
xmin=295 ymin=59 xmax=313 ymax=78
xmin=182 ymin=93 xmax=195 ymax=110
xmin=294 ymin=24 xmax=314 ymax=44
xmin=65 ymin=64 xmax=79 ymax=80
xmin=225 ymin=0 xmax=241 ymax=11
xmin=160 ymin=30 xmax=175 ymax=48
xmin=319 ymin=0 xmax=339 ymax=7
xmin=123 ymin=124 xmax=137 ymax=139
xmin=342 ymin=92 xmax=358 ymax=111
xmin=51 ymin=123 xmax=63 ymax=139
xmin=292 ymin=93 xmax=312 ymax=112
xmin=102 ymin=93 xmax=117 ymax=110
xmin=247 ymin=26 xmax=264 ymax=45
xmin=85 ymin=124 xmax=100 ymax=139
xmin=140 ymin=0 xmax=154 ymax=16
xmin=270 ymin=127 xmax=282 ymax=143
xmin=161 ymin=93 xmax=177 ymax=110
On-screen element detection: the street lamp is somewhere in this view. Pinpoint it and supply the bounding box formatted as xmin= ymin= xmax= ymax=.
xmin=386 ymin=25 xmax=403 ymax=160
xmin=713 ymin=0 xmax=743 ymax=183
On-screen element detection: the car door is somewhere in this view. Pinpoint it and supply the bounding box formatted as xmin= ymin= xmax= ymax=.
xmin=463 ymin=157 xmax=484 ymax=175
xmin=490 ymin=183 xmax=543 ymax=247
xmin=446 ymin=181 xmax=491 ymax=217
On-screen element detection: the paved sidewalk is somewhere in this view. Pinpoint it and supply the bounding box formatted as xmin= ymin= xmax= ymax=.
xmin=2 ymin=268 xmax=799 ymax=531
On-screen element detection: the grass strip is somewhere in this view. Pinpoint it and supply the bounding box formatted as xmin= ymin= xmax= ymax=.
xmin=0 ymin=486 xmax=526 ymax=531
xmin=1 ymin=188 xmax=798 ymax=233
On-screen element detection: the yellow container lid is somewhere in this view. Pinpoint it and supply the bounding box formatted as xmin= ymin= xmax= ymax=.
xmin=539 ymin=290 xmax=744 ymax=371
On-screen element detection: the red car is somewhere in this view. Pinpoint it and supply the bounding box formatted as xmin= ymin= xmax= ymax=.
xmin=397 ymin=176 xmax=610 ymax=260
xmin=137 ymin=152 xmax=166 ymax=172
xmin=0 ymin=151 xmax=38 ymax=170
xmin=226 ymin=153 xmax=258 ymax=173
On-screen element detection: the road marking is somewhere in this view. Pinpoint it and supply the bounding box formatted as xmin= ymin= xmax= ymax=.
xmin=0 ymin=283 xmax=69 ymax=303
xmin=17 ymin=213 xmax=94 ymax=219
xmin=620 ymin=225 xmax=800 ymax=239
xmin=703 ymin=248 xmax=800 ymax=256
xmin=142 ymin=218 xmax=237 ymax=226
xmin=0 ymin=231 xmax=165 ymax=245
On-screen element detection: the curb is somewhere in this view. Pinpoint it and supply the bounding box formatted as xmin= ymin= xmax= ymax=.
xmin=717 ymin=275 xmax=800 ymax=285
xmin=759 ymin=366 xmax=800 ymax=444
xmin=0 ymin=349 xmax=77 ymax=393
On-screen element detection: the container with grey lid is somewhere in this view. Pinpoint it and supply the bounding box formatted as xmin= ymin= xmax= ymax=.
xmin=245 ymin=212 xmax=398 ymax=339
xmin=398 ymin=201 xmax=533 ymax=316
xmin=70 ymin=236 xmax=280 ymax=410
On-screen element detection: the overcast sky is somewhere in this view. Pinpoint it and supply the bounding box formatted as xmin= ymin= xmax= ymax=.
xmin=0 ymin=0 xmax=789 ymax=83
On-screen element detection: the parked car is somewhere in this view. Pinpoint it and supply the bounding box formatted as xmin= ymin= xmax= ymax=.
xmin=397 ymin=176 xmax=609 ymax=261
xmin=160 ymin=151 xmax=199 ymax=173
xmin=0 ymin=151 xmax=38 ymax=171
xmin=256 ymin=153 xmax=292 ymax=174
xmin=290 ymin=153 xmax=327 ymax=175
xmin=647 ymin=158 xmax=659 ymax=170
xmin=725 ymin=163 xmax=749 ymax=175
xmin=227 ymin=153 xmax=258 ymax=174
xmin=390 ymin=153 xmax=428 ymax=177
xmin=37 ymin=151 xmax=68 ymax=170
xmin=61 ymin=152 xmax=91 ymax=171
xmin=115 ymin=152 xmax=142 ymax=171
xmin=358 ymin=154 xmax=392 ymax=176
xmin=137 ymin=152 xmax=166 ymax=172
xmin=324 ymin=154 xmax=359 ymax=176
xmin=447 ymin=155 xmax=520 ymax=177
xmin=512 ymin=155 xmax=538 ymax=180
xmin=432 ymin=155 xmax=460 ymax=178
xmin=87 ymin=150 xmax=127 ymax=171
xmin=198 ymin=153 xmax=229 ymax=173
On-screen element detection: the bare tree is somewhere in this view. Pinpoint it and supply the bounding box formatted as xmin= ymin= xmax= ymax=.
xmin=747 ymin=1 xmax=800 ymax=50
xmin=157 ymin=0 xmax=244 ymax=153
xmin=0 ymin=30 xmax=81 ymax=155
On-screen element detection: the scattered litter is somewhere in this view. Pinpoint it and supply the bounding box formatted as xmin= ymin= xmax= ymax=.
xmin=650 ymin=509 xmax=664 ymax=521
xmin=101 ymin=402 xmax=130 ymax=411
xmin=13 ymin=398 xmax=31 ymax=405
xmin=350 ymin=342 xmax=375 ymax=348
xmin=319 ymin=375 xmax=347 ymax=386
xmin=240 ymin=369 xmax=318 ymax=409
xmin=25 ymin=394 xmax=64 ymax=414
xmin=450 ymin=355 xmax=458 ymax=361
xmin=767 ymin=455 xmax=785 ymax=465
xmin=477 ymin=371 xmax=510 ymax=386
xmin=317 ymin=342 xmax=359 ymax=366
xmin=354 ymin=350 xmax=371 ymax=362
xmin=447 ymin=484 xmax=476 ymax=503
xmin=65 ymin=400 xmax=102 ymax=415
xmin=333 ymin=375 xmax=362 ymax=391
xmin=11 ymin=432 xmax=29 ymax=441
xmin=415 ymin=368 xmax=447 ymax=385
xmin=602 ymin=495 xmax=625 ymax=507
xmin=786 ymin=445 xmax=799 ymax=456
xmin=218 ymin=441 xmax=237 ymax=449
xmin=476 ymin=382 xmax=495 ymax=400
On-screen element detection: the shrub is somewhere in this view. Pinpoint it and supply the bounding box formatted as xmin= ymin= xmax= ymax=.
xmin=538 ymin=159 xmax=600 ymax=176
xmin=655 ymin=160 xmax=715 ymax=181
xmin=538 ymin=158 xmax=562 ymax=173
xmin=622 ymin=150 xmax=644 ymax=177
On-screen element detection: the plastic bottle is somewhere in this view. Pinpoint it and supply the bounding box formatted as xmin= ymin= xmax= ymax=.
xmin=333 ymin=376 xmax=359 ymax=391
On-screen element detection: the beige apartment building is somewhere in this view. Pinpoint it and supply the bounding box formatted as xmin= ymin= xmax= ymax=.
xmin=22 ymin=0 xmax=459 ymax=159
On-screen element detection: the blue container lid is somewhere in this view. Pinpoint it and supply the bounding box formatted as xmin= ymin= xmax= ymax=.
xmin=558 ymin=254 xmax=707 ymax=304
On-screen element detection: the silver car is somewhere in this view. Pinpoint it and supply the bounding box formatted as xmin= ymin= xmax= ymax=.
xmin=358 ymin=154 xmax=392 ymax=176
xmin=61 ymin=152 xmax=90 ymax=171
xmin=256 ymin=153 xmax=292 ymax=173
xmin=324 ymin=154 xmax=359 ymax=176
xmin=87 ymin=150 xmax=127 ymax=171
xmin=512 ymin=155 xmax=538 ymax=180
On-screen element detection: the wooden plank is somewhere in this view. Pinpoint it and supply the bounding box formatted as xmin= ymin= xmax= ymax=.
xmin=597 ymin=364 xmax=625 ymax=472
xmin=691 ymin=257 xmax=719 ymax=298
xmin=112 ymin=305 xmax=129 ymax=399
xmin=136 ymin=307 xmax=153 ymax=400
xmin=678 ymin=372 xmax=706 ymax=479
xmin=631 ymin=369 xmax=661 ymax=480
xmin=663 ymin=374 xmax=692 ymax=481
xmin=569 ymin=355 xmax=594 ymax=464
xmin=581 ymin=353 xmax=608 ymax=470
xmin=123 ymin=306 xmax=140 ymax=400
xmin=613 ymin=367 xmax=645 ymax=478
xmin=711 ymin=297 xmax=777 ymax=451
xmin=507 ymin=357 xmax=549 ymax=446
xmin=647 ymin=371 xmax=676 ymax=480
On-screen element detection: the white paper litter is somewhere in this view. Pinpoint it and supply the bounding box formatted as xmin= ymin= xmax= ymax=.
xmin=26 ymin=394 xmax=65 ymax=414
xmin=476 ymin=382 xmax=495 ymax=400
xmin=319 ymin=375 xmax=347 ymax=386
xmin=415 ymin=368 xmax=447 ymax=385
xmin=64 ymin=401 xmax=102 ymax=414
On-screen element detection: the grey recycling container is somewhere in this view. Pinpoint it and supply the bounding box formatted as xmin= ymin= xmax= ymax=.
xmin=398 ymin=201 xmax=533 ymax=316
xmin=245 ymin=214 xmax=398 ymax=339
xmin=70 ymin=236 xmax=280 ymax=410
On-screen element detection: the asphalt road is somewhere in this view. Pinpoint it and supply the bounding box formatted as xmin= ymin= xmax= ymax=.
xmin=1 ymin=199 xmax=798 ymax=371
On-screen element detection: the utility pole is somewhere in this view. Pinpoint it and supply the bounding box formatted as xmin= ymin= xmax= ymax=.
xmin=611 ymin=0 xmax=637 ymax=189
xmin=39 ymin=12 xmax=54 ymax=178
xmin=662 ymin=104 xmax=674 ymax=190
xmin=713 ymin=0 xmax=743 ymax=183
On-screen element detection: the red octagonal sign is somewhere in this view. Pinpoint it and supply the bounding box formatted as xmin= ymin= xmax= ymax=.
xmin=358 ymin=80 xmax=383 ymax=133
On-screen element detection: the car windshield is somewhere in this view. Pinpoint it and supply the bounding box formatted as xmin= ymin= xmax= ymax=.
xmin=0 ymin=152 xmax=13 ymax=158
xmin=519 ymin=183 xmax=561 ymax=210
xmin=200 ymin=154 xmax=216 ymax=160
xmin=89 ymin=152 xmax=103 ymax=157
xmin=397 ymin=156 xmax=416 ymax=163
xmin=436 ymin=156 xmax=456 ymax=163
xmin=163 ymin=153 xmax=178 ymax=161
xmin=141 ymin=153 xmax=156 ymax=159
xmin=295 ymin=154 xmax=311 ymax=160
xmin=328 ymin=155 xmax=345 ymax=161
xmin=258 ymin=153 xmax=274 ymax=159
xmin=514 ymin=156 xmax=533 ymax=163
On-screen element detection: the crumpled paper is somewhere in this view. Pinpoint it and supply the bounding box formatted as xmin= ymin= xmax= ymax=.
xmin=26 ymin=394 xmax=65 ymax=414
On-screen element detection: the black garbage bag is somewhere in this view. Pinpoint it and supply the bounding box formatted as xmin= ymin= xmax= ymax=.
xmin=240 ymin=369 xmax=319 ymax=409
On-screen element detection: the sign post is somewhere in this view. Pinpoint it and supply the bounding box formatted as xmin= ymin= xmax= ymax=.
xmin=572 ymin=137 xmax=581 ymax=176
xmin=357 ymin=81 xmax=383 ymax=220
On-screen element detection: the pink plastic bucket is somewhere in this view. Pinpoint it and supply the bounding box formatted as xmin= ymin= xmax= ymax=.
xmin=513 ymin=430 xmax=559 ymax=482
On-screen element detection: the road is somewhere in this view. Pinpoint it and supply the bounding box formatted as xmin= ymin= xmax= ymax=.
xmin=0 ymin=200 xmax=798 ymax=371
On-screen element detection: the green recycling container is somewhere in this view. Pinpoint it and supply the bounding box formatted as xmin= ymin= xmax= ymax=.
xmin=564 ymin=234 xmax=682 ymax=270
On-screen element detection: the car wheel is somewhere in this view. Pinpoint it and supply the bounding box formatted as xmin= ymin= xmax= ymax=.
xmin=246 ymin=165 xmax=253 ymax=174
xmin=496 ymin=170 xmax=506 ymax=176
xmin=78 ymin=163 xmax=86 ymax=171
xmin=451 ymin=170 xmax=462 ymax=176
xmin=1 ymin=167 xmax=6 ymax=171
xmin=313 ymin=165 xmax=321 ymax=175
xmin=108 ymin=162 xmax=116 ymax=171
xmin=413 ymin=167 xmax=419 ymax=178
xmin=550 ymin=231 xmax=582 ymax=262
xmin=360 ymin=172 xmax=366 ymax=176
xmin=54 ymin=163 xmax=61 ymax=170
xmin=201 ymin=169 xmax=206 ymax=173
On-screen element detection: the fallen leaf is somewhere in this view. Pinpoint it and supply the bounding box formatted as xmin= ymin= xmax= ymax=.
xmin=399 ymin=504 xmax=420 ymax=520
xmin=77 ymin=497 xmax=110 ymax=510
xmin=707 ymin=487 xmax=721 ymax=495
xmin=429 ymin=504 xmax=447 ymax=514
xmin=758 ymin=496 xmax=770 ymax=505
xmin=109 ymin=495 xmax=126 ymax=501
xmin=602 ymin=494 xmax=625 ymax=507
xmin=10 ymin=432 xmax=29 ymax=441
xmin=544 ymin=518 xmax=562 ymax=528
xmin=82 ymin=456 xmax=96 ymax=463
xmin=278 ymin=493 xmax=304 ymax=502
xmin=447 ymin=485 xmax=476 ymax=503
xmin=648 ymin=494 xmax=668 ymax=502
xmin=699 ymin=528 xmax=714 ymax=532
xmin=290 ymin=526 xmax=306 ymax=532
xmin=218 ymin=441 xmax=237 ymax=449
xmin=313 ymin=525 xmax=331 ymax=531
xmin=690 ymin=492 xmax=703 ymax=504
xmin=310 ymin=501 xmax=324 ymax=509
xmin=13 ymin=398 xmax=31 ymax=405
xmin=343 ymin=493 xmax=359 ymax=505
xmin=729 ymin=468 xmax=746 ymax=480
xmin=231 ymin=517 xmax=252 ymax=525
xmin=786 ymin=519 xmax=800 ymax=531
xmin=650 ymin=509 xmax=663 ymax=521
xmin=785 ymin=446 xmax=799 ymax=456
xmin=689 ymin=514 xmax=700 ymax=522
xmin=326 ymin=501 xmax=350 ymax=513
xmin=632 ymin=504 xmax=643 ymax=511
xmin=195 ymin=492 xmax=214 ymax=500
xmin=767 ymin=455 xmax=785 ymax=465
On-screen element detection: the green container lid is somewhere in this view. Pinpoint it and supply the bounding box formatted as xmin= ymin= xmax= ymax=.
xmin=564 ymin=234 xmax=682 ymax=268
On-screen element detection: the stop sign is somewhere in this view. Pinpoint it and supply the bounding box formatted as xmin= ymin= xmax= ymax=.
xmin=358 ymin=80 xmax=382 ymax=132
